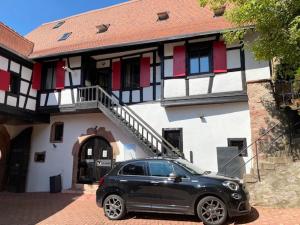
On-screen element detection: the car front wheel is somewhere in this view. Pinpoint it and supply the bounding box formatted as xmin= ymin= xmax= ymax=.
xmin=197 ymin=196 xmax=228 ymax=225
xmin=103 ymin=194 xmax=126 ymax=220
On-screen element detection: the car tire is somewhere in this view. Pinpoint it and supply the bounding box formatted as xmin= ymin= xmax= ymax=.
xmin=197 ymin=196 xmax=228 ymax=225
xmin=103 ymin=194 xmax=126 ymax=220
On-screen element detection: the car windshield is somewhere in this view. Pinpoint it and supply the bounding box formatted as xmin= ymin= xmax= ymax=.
xmin=173 ymin=159 xmax=204 ymax=175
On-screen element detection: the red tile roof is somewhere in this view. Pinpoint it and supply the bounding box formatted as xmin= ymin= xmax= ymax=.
xmin=0 ymin=22 xmax=33 ymax=58
xmin=26 ymin=0 xmax=235 ymax=59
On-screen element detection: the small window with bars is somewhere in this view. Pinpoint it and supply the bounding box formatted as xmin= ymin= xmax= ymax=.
xmin=228 ymin=138 xmax=247 ymax=157
xmin=50 ymin=122 xmax=64 ymax=143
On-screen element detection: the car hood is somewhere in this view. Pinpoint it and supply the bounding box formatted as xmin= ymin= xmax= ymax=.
xmin=200 ymin=172 xmax=241 ymax=182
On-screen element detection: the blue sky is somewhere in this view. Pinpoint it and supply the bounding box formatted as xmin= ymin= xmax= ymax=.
xmin=0 ymin=0 xmax=128 ymax=35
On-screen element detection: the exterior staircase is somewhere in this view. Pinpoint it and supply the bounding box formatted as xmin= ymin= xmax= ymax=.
xmin=76 ymin=86 xmax=183 ymax=158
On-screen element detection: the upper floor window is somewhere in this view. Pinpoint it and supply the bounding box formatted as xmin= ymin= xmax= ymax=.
xmin=122 ymin=58 xmax=140 ymax=90
xmin=10 ymin=72 xmax=20 ymax=95
xmin=43 ymin=63 xmax=56 ymax=90
xmin=188 ymin=43 xmax=212 ymax=75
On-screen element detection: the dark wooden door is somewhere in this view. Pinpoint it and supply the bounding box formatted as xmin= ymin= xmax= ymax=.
xmin=78 ymin=137 xmax=112 ymax=184
xmin=7 ymin=127 xmax=33 ymax=193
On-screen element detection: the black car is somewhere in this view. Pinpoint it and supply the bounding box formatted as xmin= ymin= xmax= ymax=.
xmin=96 ymin=158 xmax=251 ymax=225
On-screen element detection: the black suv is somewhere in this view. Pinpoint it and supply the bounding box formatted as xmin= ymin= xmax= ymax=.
xmin=96 ymin=158 xmax=250 ymax=225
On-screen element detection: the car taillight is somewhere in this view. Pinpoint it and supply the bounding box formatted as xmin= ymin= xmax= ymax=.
xmin=99 ymin=177 xmax=105 ymax=186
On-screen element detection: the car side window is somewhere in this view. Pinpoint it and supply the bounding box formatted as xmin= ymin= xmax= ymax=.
xmin=148 ymin=161 xmax=174 ymax=177
xmin=173 ymin=164 xmax=188 ymax=178
xmin=119 ymin=162 xmax=146 ymax=176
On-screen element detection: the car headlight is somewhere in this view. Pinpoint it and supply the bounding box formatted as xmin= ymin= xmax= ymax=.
xmin=222 ymin=181 xmax=240 ymax=191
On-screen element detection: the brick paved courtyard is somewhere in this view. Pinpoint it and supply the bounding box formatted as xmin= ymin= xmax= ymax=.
xmin=0 ymin=193 xmax=300 ymax=225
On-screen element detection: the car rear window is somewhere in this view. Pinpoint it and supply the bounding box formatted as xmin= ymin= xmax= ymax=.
xmin=119 ymin=162 xmax=146 ymax=176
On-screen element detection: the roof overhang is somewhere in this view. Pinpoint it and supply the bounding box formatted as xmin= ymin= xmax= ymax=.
xmin=30 ymin=25 xmax=255 ymax=60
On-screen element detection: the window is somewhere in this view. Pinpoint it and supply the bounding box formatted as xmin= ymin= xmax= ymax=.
xmin=10 ymin=72 xmax=20 ymax=95
xmin=34 ymin=152 xmax=46 ymax=163
xmin=162 ymin=128 xmax=183 ymax=155
xmin=188 ymin=44 xmax=212 ymax=75
xmin=50 ymin=122 xmax=64 ymax=143
xmin=148 ymin=161 xmax=174 ymax=177
xmin=58 ymin=32 xmax=72 ymax=41
xmin=157 ymin=11 xmax=169 ymax=21
xmin=97 ymin=24 xmax=110 ymax=33
xmin=228 ymin=138 xmax=247 ymax=157
xmin=43 ymin=63 xmax=56 ymax=90
xmin=120 ymin=162 xmax=146 ymax=176
xmin=53 ymin=21 xmax=65 ymax=29
xmin=122 ymin=58 xmax=140 ymax=90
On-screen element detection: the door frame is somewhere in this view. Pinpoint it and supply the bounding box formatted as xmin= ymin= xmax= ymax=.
xmin=71 ymin=126 xmax=120 ymax=188
xmin=77 ymin=136 xmax=112 ymax=184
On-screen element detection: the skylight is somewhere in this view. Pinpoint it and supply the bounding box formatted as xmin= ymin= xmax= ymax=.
xmin=96 ymin=24 xmax=110 ymax=33
xmin=53 ymin=21 xmax=65 ymax=29
xmin=157 ymin=12 xmax=169 ymax=21
xmin=58 ymin=32 xmax=72 ymax=41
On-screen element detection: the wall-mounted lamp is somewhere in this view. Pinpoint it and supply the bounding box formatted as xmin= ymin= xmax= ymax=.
xmin=199 ymin=112 xmax=207 ymax=123
xmin=53 ymin=144 xmax=57 ymax=148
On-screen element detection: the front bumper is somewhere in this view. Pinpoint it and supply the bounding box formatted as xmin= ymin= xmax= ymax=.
xmin=227 ymin=185 xmax=251 ymax=217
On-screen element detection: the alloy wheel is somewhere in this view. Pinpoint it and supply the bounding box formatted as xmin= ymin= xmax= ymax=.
xmin=197 ymin=196 xmax=227 ymax=225
xmin=104 ymin=195 xmax=124 ymax=219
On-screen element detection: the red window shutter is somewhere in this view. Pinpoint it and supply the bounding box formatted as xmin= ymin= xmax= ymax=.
xmin=112 ymin=61 xmax=121 ymax=91
xmin=56 ymin=60 xmax=65 ymax=89
xmin=140 ymin=57 xmax=151 ymax=87
xmin=0 ymin=69 xmax=10 ymax=91
xmin=32 ymin=63 xmax=42 ymax=90
xmin=213 ymin=41 xmax=227 ymax=73
xmin=173 ymin=46 xmax=186 ymax=77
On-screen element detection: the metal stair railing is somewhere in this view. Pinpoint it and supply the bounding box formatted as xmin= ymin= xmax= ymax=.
xmin=222 ymin=121 xmax=300 ymax=181
xmin=221 ymin=122 xmax=281 ymax=181
xmin=77 ymin=85 xmax=183 ymax=158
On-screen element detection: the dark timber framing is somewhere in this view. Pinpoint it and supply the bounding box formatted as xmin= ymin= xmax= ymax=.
xmin=0 ymin=47 xmax=40 ymax=120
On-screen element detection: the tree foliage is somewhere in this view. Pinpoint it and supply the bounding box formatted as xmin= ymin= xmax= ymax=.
xmin=199 ymin=0 xmax=300 ymax=79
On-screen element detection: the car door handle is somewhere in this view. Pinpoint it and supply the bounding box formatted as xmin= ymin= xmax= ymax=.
xmin=120 ymin=180 xmax=128 ymax=183
xmin=150 ymin=181 xmax=160 ymax=184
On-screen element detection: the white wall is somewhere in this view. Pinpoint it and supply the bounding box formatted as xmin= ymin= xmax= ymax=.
xmin=129 ymin=101 xmax=252 ymax=173
xmin=26 ymin=113 xmax=147 ymax=192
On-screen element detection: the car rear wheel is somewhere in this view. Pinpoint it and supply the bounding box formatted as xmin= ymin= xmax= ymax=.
xmin=103 ymin=194 xmax=126 ymax=220
xmin=197 ymin=196 xmax=228 ymax=225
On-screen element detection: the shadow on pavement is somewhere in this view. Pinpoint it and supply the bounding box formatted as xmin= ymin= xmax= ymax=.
xmin=0 ymin=192 xmax=82 ymax=225
xmin=228 ymin=207 xmax=260 ymax=224
xmin=126 ymin=207 xmax=259 ymax=224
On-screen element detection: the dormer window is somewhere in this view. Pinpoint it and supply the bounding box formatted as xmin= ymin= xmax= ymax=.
xmin=96 ymin=24 xmax=110 ymax=33
xmin=53 ymin=21 xmax=65 ymax=29
xmin=157 ymin=11 xmax=169 ymax=21
xmin=58 ymin=32 xmax=72 ymax=41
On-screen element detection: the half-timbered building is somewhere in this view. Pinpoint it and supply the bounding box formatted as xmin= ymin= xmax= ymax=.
xmin=0 ymin=0 xmax=272 ymax=192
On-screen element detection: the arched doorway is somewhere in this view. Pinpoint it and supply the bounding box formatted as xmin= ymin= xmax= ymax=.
xmin=77 ymin=136 xmax=113 ymax=184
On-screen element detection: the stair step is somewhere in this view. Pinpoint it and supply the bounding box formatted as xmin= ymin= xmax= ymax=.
xmin=243 ymin=174 xmax=258 ymax=183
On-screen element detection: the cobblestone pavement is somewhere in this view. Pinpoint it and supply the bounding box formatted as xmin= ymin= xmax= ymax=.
xmin=0 ymin=193 xmax=299 ymax=225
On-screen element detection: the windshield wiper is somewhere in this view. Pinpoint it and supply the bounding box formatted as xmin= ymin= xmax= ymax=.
xmin=203 ymin=171 xmax=211 ymax=175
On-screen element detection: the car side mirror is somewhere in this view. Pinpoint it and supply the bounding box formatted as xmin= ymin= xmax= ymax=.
xmin=168 ymin=173 xmax=182 ymax=183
